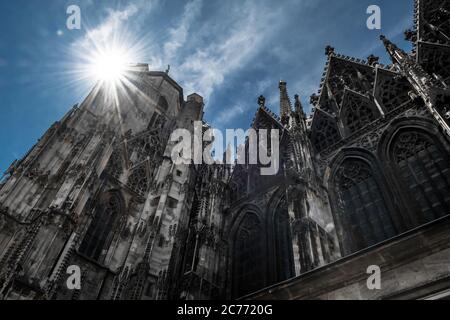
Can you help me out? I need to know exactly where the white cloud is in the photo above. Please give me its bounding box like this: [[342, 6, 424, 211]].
[[213, 78, 274, 125], [67, 0, 160, 90], [172, 1, 285, 102], [73, 1, 159, 51], [215, 103, 247, 124], [78, 5, 138, 49], [163, 0, 203, 60], [66, 0, 327, 121], [69, 0, 316, 112]]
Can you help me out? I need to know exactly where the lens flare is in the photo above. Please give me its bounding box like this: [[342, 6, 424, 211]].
[[89, 47, 130, 83], [64, 9, 154, 100], [59, 5, 162, 143]]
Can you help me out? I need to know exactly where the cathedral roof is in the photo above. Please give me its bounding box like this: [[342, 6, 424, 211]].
[[305, 0, 450, 154], [308, 46, 411, 153], [313, 49, 390, 111], [250, 96, 285, 131]]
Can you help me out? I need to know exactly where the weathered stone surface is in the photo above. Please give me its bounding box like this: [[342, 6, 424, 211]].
[[1, 0, 450, 300]]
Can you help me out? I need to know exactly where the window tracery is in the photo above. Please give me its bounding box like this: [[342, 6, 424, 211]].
[[376, 73, 412, 111], [127, 166, 149, 196], [106, 148, 125, 178], [327, 60, 374, 105], [390, 130, 450, 222], [334, 159, 395, 253], [311, 113, 341, 152], [232, 213, 265, 298], [79, 192, 123, 261], [341, 93, 379, 135]]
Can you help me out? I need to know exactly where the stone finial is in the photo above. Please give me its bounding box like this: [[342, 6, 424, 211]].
[[380, 34, 408, 58], [367, 54, 380, 66], [325, 45, 335, 56], [380, 35, 394, 53], [294, 94, 301, 109], [310, 93, 319, 106], [258, 95, 266, 107], [294, 94, 306, 117], [279, 80, 292, 126]]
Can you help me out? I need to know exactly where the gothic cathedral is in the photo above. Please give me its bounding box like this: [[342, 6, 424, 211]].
[[0, 0, 449, 300]]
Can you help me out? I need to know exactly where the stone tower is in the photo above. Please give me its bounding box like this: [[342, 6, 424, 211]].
[[1, 0, 450, 301], [0, 66, 205, 300]]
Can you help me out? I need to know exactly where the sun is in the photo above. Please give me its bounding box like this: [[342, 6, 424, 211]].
[[65, 18, 149, 104], [88, 46, 131, 84]]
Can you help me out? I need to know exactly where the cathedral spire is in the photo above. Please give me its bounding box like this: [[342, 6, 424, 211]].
[[380, 34, 450, 136], [380, 34, 442, 96], [380, 35, 410, 66], [258, 94, 266, 108], [279, 80, 292, 126]]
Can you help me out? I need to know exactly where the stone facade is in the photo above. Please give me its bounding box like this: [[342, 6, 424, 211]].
[[248, 216, 450, 300], [0, 0, 449, 300]]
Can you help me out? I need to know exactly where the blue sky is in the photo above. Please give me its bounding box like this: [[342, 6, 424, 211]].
[[0, 0, 414, 173]]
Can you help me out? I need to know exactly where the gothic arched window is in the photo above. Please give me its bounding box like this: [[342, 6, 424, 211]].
[[334, 158, 396, 253], [390, 130, 450, 222], [158, 96, 169, 110], [127, 166, 149, 196], [232, 212, 265, 298], [274, 198, 294, 282], [79, 192, 124, 261]]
